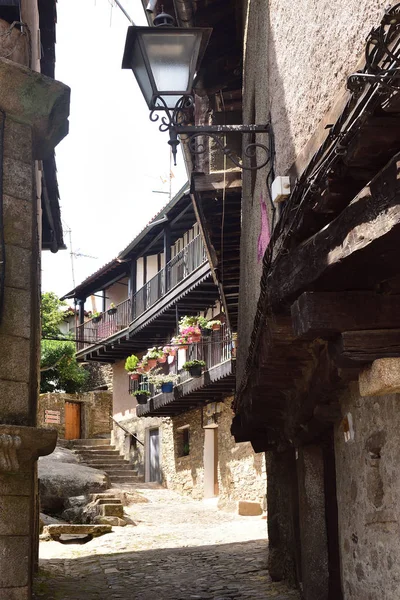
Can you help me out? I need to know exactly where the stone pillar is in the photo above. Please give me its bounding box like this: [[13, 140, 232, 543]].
[[297, 445, 329, 600], [0, 57, 69, 599]]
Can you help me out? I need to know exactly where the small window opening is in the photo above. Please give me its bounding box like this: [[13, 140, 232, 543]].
[[178, 427, 190, 457]]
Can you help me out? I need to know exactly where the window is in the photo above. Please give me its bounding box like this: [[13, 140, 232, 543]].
[[177, 426, 190, 457]]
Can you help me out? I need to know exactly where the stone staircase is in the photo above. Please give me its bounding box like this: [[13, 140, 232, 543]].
[[70, 438, 142, 488]]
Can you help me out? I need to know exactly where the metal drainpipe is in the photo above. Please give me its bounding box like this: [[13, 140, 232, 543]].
[[172, 0, 194, 27]]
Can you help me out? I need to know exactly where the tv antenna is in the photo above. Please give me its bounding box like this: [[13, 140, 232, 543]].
[[64, 224, 98, 288]]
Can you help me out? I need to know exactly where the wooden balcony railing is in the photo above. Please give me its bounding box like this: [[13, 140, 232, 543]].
[[75, 235, 207, 351], [129, 324, 234, 397], [76, 298, 131, 350], [132, 234, 207, 320]]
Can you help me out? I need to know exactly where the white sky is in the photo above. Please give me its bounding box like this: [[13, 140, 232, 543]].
[[41, 0, 187, 299]]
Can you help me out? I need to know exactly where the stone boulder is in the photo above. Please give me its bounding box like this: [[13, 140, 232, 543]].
[[39, 455, 110, 514]]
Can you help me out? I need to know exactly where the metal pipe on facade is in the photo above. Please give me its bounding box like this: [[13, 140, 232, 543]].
[[172, 0, 194, 27]]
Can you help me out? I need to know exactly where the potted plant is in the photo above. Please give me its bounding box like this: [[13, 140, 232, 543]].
[[208, 319, 222, 331], [171, 334, 190, 351], [91, 311, 102, 324], [131, 389, 151, 404], [163, 345, 176, 358], [125, 354, 140, 380], [182, 359, 206, 378], [147, 369, 179, 393], [145, 347, 164, 369], [179, 315, 199, 330], [107, 302, 117, 316], [181, 326, 202, 343]]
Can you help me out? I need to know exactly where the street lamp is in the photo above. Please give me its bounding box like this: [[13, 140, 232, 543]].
[[122, 12, 270, 170]]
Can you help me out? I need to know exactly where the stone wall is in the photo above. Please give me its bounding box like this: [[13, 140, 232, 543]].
[[335, 383, 400, 599], [0, 53, 69, 598], [161, 398, 266, 507], [38, 391, 112, 440], [237, 0, 385, 385]]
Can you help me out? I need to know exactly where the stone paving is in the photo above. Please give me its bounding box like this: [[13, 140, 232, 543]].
[[34, 484, 300, 600]]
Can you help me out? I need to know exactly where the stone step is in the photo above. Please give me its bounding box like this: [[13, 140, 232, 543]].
[[73, 445, 113, 451], [90, 492, 122, 502], [77, 449, 120, 456], [70, 439, 111, 447], [96, 498, 122, 505], [110, 475, 142, 484], [43, 524, 112, 540], [89, 464, 133, 471], [106, 470, 139, 477], [81, 456, 128, 463], [100, 504, 124, 518]]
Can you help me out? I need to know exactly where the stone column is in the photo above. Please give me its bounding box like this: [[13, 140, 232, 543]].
[[0, 57, 69, 599], [297, 445, 329, 600]]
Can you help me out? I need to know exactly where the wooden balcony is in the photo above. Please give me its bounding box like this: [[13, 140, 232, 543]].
[[135, 324, 236, 417], [75, 234, 215, 360]]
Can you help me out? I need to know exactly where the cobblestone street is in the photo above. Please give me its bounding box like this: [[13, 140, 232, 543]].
[[34, 485, 300, 600]]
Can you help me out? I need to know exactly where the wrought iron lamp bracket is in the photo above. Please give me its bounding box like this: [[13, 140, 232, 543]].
[[149, 94, 271, 171]]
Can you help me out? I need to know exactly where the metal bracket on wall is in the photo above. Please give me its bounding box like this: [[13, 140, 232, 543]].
[[149, 94, 271, 170]]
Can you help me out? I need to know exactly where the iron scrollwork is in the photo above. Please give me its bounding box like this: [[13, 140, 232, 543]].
[[148, 94, 271, 170], [348, 3, 400, 95]]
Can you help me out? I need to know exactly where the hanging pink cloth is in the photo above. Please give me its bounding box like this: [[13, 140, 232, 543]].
[[257, 193, 270, 262]]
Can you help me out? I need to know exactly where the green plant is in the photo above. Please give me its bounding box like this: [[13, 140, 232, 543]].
[[206, 319, 222, 329], [183, 443, 190, 456], [125, 354, 139, 373], [179, 315, 199, 330], [145, 346, 164, 360], [131, 389, 151, 397], [147, 368, 179, 385], [182, 359, 206, 371], [91, 311, 102, 320]]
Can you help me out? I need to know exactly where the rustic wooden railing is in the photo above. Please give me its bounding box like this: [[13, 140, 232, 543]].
[[75, 235, 207, 350], [129, 324, 233, 398]]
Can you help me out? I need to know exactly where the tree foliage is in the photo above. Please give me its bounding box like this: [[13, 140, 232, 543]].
[[40, 292, 88, 394]]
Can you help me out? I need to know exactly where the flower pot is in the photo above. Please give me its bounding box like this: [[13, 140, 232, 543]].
[[180, 345, 189, 351], [158, 355, 167, 364], [147, 358, 157, 369], [200, 327, 210, 337], [169, 349, 177, 356], [212, 323, 221, 331], [190, 334, 201, 343], [130, 373, 140, 381], [135, 394, 149, 405], [189, 365, 203, 378], [161, 382, 174, 393], [108, 308, 117, 315], [143, 363, 151, 373], [92, 316, 102, 324]]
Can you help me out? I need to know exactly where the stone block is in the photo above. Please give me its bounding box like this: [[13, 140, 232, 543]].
[[0, 57, 70, 159], [3, 196, 32, 248], [5, 245, 31, 291], [237, 500, 263, 516], [359, 358, 400, 397], [0, 587, 29, 600], [1, 287, 30, 339], [0, 536, 29, 587], [0, 496, 29, 535], [3, 156, 32, 202], [0, 335, 30, 383], [0, 380, 29, 423], [0, 471, 32, 496], [94, 516, 127, 527], [100, 503, 124, 518], [4, 120, 32, 164], [43, 524, 112, 539]]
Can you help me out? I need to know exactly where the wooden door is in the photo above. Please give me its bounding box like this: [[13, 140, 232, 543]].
[[65, 402, 81, 440], [149, 428, 161, 482], [204, 427, 219, 498]]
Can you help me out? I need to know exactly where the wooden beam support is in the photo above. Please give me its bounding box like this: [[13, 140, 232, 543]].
[[269, 153, 400, 308], [291, 292, 400, 339], [336, 329, 400, 363], [191, 171, 242, 193]]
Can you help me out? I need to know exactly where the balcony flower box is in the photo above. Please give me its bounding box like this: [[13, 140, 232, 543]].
[[147, 358, 157, 369], [91, 312, 102, 324], [183, 360, 206, 378], [107, 303, 117, 316], [131, 390, 151, 404], [129, 373, 140, 381], [161, 381, 174, 393], [158, 354, 167, 364]]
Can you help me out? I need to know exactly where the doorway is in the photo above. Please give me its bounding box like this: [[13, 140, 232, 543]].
[[204, 426, 219, 498], [64, 402, 81, 440], [149, 428, 161, 482]]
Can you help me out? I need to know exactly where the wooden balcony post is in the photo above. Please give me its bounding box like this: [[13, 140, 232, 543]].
[[77, 299, 85, 326], [129, 259, 137, 320], [164, 223, 171, 292]]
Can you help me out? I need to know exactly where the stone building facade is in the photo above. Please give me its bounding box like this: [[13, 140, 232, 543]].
[[38, 391, 112, 441], [0, 3, 70, 598]]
